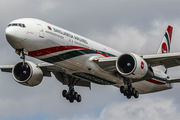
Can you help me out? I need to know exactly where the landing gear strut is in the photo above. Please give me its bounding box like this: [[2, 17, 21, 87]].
[[16, 49, 26, 67], [120, 78, 139, 99], [62, 76, 82, 103]]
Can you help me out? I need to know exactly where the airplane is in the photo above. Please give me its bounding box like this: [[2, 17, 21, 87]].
[[1, 18, 180, 103]]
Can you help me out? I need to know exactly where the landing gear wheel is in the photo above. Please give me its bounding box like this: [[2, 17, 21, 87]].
[[127, 94, 131, 99], [66, 94, 70, 100], [77, 95, 81, 102], [120, 86, 125, 93], [70, 89, 75, 96], [123, 90, 128, 96], [128, 86, 133, 93], [74, 92, 78, 99], [131, 88, 136, 95], [62, 90, 67, 97], [69, 98, 74, 103], [134, 91, 139, 98]]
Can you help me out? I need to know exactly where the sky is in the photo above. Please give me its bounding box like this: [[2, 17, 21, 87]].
[[0, 0, 180, 120]]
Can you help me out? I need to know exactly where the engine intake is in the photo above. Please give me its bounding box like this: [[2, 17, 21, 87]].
[[12, 61, 43, 86], [116, 53, 148, 79]]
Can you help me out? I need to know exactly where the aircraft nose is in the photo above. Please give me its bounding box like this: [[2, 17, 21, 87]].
[[5, 26, 26, 49], [5, 27, 17, 39]]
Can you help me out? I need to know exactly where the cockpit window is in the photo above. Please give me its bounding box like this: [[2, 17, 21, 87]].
[[8, 24, 11, 27], [22, 24, 26, 28], [12, 23, 18, 26], [7, 23, 26, 28]]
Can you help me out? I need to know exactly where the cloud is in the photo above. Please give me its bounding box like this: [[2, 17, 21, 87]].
[[99, 97, 179, 120], [63, 97, 180, 120], [89, 26, 147, 54], [40, 0, 58, 12]]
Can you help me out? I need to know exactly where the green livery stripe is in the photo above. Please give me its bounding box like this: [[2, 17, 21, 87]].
[[41, 49, 116, 63], [165, 32, 170, 52], [41, 49, 97, 63]]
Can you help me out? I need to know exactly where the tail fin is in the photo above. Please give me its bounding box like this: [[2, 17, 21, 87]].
[[157, 25, 173, 54], [155, 25, 173, 72]]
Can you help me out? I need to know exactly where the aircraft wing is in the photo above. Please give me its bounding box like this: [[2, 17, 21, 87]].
[[0, 62, 91, 88], [0, 65, 14, 72], [93, 52, 180, 73], [0, 62, 63, 76], [142, 52, 180, 68]]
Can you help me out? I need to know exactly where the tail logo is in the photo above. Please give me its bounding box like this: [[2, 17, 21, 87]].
[[161, 42, 168, 53]]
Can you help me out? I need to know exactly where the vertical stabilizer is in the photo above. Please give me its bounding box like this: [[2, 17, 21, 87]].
[[156, 25, 173, 71], [157, 25, 173, 54]]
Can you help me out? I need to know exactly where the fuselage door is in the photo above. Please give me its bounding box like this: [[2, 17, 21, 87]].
[[37, 24, 44, 38]]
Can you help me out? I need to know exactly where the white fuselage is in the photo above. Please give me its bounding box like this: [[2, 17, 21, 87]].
[[5, 18, 172, 94]]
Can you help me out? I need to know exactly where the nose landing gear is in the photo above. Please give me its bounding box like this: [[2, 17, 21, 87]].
[[16, 49, 27, 67]]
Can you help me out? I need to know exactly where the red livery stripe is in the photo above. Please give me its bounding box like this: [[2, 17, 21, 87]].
[[28, 46, 110, 58], [28, 46, 90, 57], [146, 79, 166, 85], [167, 25, 173, 43]]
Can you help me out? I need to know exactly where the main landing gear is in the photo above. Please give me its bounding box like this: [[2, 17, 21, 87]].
[[62, 88, 81, 103], [120, 78, 139, 99], [62, 76, 82, 103]]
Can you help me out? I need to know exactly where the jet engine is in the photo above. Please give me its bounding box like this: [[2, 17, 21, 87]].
[[12, 61, 43, 86], [116, 53, 148, 79]]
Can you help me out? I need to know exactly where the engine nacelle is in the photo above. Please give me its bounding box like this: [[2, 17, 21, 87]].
[[12, 61, 43, 86], [116, 53, 148, 79]]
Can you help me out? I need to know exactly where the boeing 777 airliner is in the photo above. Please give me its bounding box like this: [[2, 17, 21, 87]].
[[1, 18, 180, 103]]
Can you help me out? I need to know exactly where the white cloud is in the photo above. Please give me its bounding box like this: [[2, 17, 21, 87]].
[[89, 26, 147, 54], [99, 97, 179, 120], [64, 97, 180, 120]]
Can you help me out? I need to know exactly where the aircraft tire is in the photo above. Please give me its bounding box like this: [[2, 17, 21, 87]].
[[70, 89, 75, 96], [77, 95, 81, 102], [131, 88, 136, 95], [74, 92, 78, 99], [134, 91, 139, 98], [128, 86, 133, 93], [120, 86, 125, 93], [69, 98, 74, 103], [62, 90, 67, 97], [127, 94, 131, 99], [123, 90, 128, 96]]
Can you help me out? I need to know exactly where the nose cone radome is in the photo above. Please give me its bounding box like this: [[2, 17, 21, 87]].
[[5, 27, 26, 49]]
